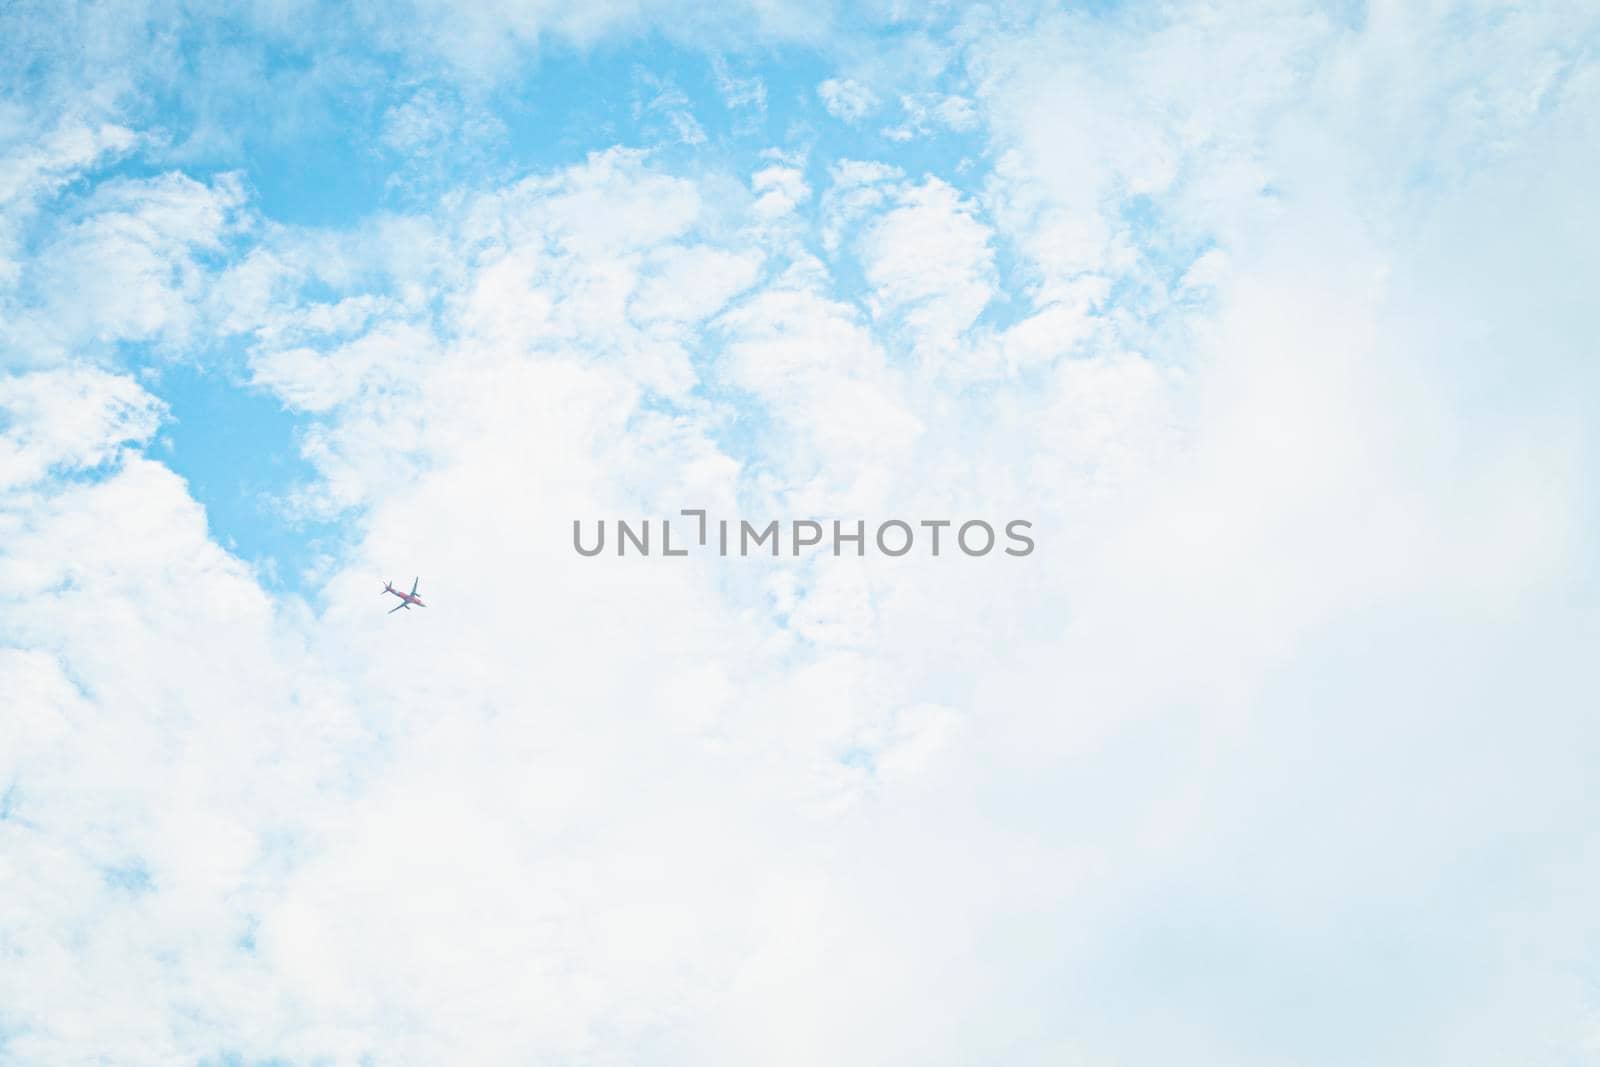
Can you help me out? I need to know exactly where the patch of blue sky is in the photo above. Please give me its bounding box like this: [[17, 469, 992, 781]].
[[1119, 194, 1215, 282], [969, 244, 1037, 338], [838, 745, 876, 774], [138, 348, 344, 596], [119, 26, 396, 225], [101, 861, 153, 894], [235, 915, 259, 956], [490, 35, 989, 193], [126, 33, 827, 218], [1094, 193, 1222, 343], [703, 393, 772, 467], [497, 39, 733, 162]]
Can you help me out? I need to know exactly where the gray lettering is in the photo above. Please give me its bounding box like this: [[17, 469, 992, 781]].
[[793, 520, 822, 555], [1005, 519, 1035, 557], [618, 519, 650, 556], [681, 508, 708, 545], [573, 519, 605, 556], [876, 520, 913, 557], [741, 520, 779, 556], [834, 520, 865, 556], [958, 520, 995, 556], [662, 519, 688, 556]]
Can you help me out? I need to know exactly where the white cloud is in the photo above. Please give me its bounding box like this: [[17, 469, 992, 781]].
[[817, 77, 878, 123], [380, 88, 462, 155], [714, 274, 924, 491], [818, 158, 901, 252], [750, 163, 810, 219], [7, 171, 248, 363], [857, 176, 996, 358], [631, 244, 764, 324], [251, 322, 438, 414], [0, 367, 165, 491], [4, 3, 1600, 1065], [883, 91, 979, 140], [376, 87, 507, 196], [0, 117, 139, 288]]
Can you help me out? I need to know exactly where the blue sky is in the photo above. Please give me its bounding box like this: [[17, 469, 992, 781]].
[[2, 2, 1599, 1065]]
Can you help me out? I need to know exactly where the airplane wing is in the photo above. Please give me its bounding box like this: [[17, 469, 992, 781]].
[[388, 602, 406, 614], [410, 577, 420, 596]]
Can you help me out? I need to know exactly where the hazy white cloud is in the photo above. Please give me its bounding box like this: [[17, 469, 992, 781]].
[[638, 76, 709, 146], [715, 272, 925, 492], [631, 243, 764, 324], [712, 56, 768, 131], [817, 77, 878, 123], [818, 158, 901, 252], [883, 91, 979, 140], [3, 2, 1599, 1065], [377, 87, 507, 196]]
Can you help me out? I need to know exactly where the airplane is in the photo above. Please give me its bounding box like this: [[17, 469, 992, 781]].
[[382, 577, 426, 614]]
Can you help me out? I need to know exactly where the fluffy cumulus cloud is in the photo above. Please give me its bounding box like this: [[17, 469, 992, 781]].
[[857, 176, 996, 356], [2, 2, 1599, 1065], [0, 367, 165, 490]]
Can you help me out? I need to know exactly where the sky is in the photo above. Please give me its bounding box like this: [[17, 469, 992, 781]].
[[2, 1, 1599, 1064]]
